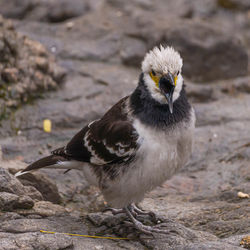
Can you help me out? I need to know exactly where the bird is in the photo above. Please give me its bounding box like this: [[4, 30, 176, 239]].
[[15, 45, 195, 235]]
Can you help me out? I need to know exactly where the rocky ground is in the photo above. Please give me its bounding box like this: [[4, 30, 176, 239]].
[[0, 0, 250, 249], [0, 15, 66, 122]]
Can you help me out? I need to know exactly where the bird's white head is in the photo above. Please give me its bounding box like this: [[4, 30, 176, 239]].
[[142, 45, 184, 113]]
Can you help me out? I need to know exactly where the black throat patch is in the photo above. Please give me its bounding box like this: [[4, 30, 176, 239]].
[[130, 73, 192, 128]]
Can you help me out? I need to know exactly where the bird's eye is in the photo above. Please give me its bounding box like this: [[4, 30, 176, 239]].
[[151, 70, 156, 76]]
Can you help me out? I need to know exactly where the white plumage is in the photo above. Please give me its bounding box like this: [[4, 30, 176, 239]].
[[101, 109, 195, 208]]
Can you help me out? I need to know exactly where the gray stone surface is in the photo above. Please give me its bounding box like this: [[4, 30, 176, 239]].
[[0, 0, 90, 22], [0, 192, 34, 211], [0, 0, 249, 249], [12, 171, 62, 204], [164, 21, 248, 82]]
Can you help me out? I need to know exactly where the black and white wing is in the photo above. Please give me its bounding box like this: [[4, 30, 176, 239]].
[[53, 97, 139, 165]]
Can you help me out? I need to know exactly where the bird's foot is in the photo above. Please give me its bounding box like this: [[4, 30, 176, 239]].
[[124, 221, 169, 235], [104, 204, 159, 223], [125, 206, 169, 235], [131, 204, 159, 223], [103, 206, 137, 217]]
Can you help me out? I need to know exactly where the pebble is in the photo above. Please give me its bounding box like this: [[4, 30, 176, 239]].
[[237, 191, 249, 198], [66, 21, 74, 30]]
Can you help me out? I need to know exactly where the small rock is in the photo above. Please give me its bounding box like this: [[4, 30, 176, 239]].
[[240, 236, 250, 249], [66, 21, 74, 30], [237, 191, 249, 198], [1, 68, 19, 83], [0, 192, 34, 211], [24, 38, 47, 56], [0, 192, 19, 211], [0, 168, 25, 195], [23, 186, 43, 201], [1, 166, 43, 202], [35, 56, 49, 72], [87, 212, 111, 227], [16, 195, 34, 209], [18, 172, 62, 204], [19, 201, 67, 217]]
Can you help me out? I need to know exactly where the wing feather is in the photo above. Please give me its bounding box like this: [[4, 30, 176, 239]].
[[53, 97, 139, 166]]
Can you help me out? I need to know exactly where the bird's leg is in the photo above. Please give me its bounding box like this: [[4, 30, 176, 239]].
[[127, 204, 138, 217], [124, 206, 169, 235]]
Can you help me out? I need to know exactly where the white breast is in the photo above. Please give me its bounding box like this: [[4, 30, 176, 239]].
[[102, 109, 195, 208]]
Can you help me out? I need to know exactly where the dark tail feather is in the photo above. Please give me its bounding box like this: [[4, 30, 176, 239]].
[[15, 155, 68, 177]]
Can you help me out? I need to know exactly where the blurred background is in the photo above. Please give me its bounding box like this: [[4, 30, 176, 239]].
[[0, 0, 249, 249]]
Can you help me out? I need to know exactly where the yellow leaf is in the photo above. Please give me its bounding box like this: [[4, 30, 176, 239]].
[[43, 119, 52, 133]]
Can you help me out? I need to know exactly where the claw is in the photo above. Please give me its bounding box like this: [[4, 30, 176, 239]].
[[103, 204, 167, 235], [132, 204, 159, 223], [124, 206, 169, 235]]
